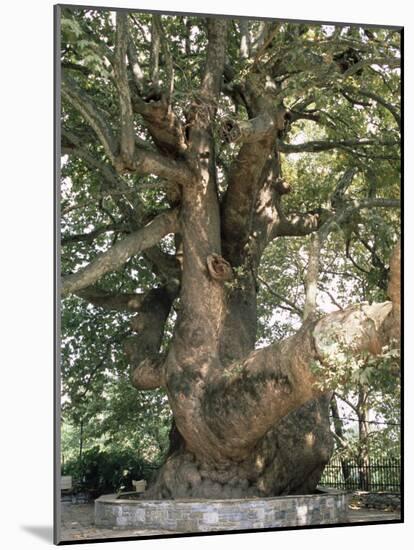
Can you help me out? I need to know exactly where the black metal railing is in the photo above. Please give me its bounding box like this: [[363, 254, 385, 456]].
[[320, 457, 400, 492]]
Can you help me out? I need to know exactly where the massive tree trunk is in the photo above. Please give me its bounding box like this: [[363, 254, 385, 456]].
[[60, 12, 401, 500]]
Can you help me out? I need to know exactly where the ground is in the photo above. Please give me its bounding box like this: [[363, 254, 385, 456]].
[[59, 499, 401, 542]]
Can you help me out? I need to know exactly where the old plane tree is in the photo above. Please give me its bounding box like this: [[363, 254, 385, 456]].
[[60, 9, 401, 498]]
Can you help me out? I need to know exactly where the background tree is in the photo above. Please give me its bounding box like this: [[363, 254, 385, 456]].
[[60, 8, 401, 498]]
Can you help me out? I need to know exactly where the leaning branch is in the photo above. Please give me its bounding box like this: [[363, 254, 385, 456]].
[[200, 242, 400, 458], [61, 209, 178, 296], [75, 286, 145, 312], [207, 301, 395, 456], [133, 145, 192, 183], [61, 73, 118, 164]]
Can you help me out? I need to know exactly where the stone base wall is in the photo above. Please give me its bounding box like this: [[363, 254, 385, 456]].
[[95, 487, 348, 532]]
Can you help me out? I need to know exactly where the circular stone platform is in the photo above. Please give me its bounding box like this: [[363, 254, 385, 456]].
[[95, 486, 348, 532]]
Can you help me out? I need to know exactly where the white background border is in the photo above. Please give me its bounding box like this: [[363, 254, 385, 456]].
[[2, 1, 411, 548]]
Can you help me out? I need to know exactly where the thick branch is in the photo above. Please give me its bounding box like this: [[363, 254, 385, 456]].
[[274, 209, 324, 238], [239, 20, 250, 59], [219, 112, 278, 144], [222, 150, 272, 264], [130, 94, 188, 157], [303, 233, 321, 321], [128, 34, 186, 157], [130, 357, 165, 391], [75, 286, 145, 312], [203, 300, 399, 457], [61, 223, 123, 246], [201, 244, 400, 457], [150, 15, 161, 91], [63, 128, 189, 193], [200, 19, 228, 101], [133, 145, 192, 183], [203, 321, 322, 456], [222, 120, 284, 265], [274, 196, 399, 240], [153, 15, 174, 102], [61, 209, 178, 296], [63, 132, 181, 284], [125, 287, 175, 390], [113, 12, 135, 167]]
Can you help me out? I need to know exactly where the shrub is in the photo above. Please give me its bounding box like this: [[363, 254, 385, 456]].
[[62, 447, 157, 497]]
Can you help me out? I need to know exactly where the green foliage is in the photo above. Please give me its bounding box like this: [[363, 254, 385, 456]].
[[62, 445, 158, 496]]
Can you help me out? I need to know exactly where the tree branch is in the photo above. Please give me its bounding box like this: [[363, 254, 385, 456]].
[[342, 86, 401, 129], [127, 35, 144, 92], [75, 286, 145, 312], [133, 145, 192, 183], [124, 287, 175, 390], [153, 15, 174, 103], [204, 299, 399, 458], [257, 275, 302, 316], [221, 108, 286, 264], [198, 243, 400, 458], [61, 130, 145, 221], [150, 14, 161, 93], [278, 138, 398, 154], [130, 93, 188, 157], [318, 285, 344, 311], [61, 73, 118, 164], [219, 112, 278, 144], [61, 209, 178, 296], [303, 233, 321, 321], [62, 131, 182, 284], [239, 20, 250, 59], [61, 223, 125, 246], [200, 18, 228, 101], [113, 12, 135, 168], [341, 56, 400, 78], [334, 391, 358, 414], [274, 209, 324, 238], [272, 193, 399, 243], [63, 126, 191, 187]]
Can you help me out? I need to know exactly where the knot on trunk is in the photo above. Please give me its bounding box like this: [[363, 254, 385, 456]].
[[131, 357, 165, 391], [131, 314, 145, 332], [272, 177, 291, 195], [114, 153, 136, 174], [186, 96, 217, 127], [219, 117, 242, 143], [206, 254, 233, 281]]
